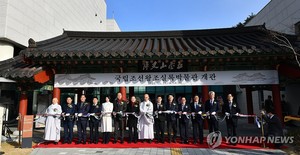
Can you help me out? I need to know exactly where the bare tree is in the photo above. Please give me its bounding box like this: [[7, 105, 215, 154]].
[[270, 31, 300, 68]]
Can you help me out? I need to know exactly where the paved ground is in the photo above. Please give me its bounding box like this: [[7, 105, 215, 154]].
[[31, 148, 287, 155], [2, 118, 298, 155]]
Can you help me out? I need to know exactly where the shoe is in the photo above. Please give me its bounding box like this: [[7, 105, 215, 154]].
[[76, 141, 81, 144], [193, 141, 197, 144], [88, 141, 92, 144], [82, 141, 86, 144], [62, 141, 65, 144], [120, 140, 124, 144], [113, 140, 117, 144], [184, 141, 189, 144], [95, 141, 98, 144], [54, 142, 58, 145], [134, 140, 137, 144], [68, 141, 72, 144], [148, 139, 152, 143], [172, 139, 176, 143]]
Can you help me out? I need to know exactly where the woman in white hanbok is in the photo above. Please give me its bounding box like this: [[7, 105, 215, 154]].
[[44, 98, 62, 144], [101, 96, 113, 144], [138, 94, 154, 143]]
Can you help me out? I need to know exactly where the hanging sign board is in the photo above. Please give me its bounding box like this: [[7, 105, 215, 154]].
[[54, 70, 279, 88]]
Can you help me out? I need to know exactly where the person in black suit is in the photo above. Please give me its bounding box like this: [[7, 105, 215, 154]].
[[126, 96, 140, 143], [113, 92, 127, 144], [190, 95, 204, 144], [76, 94, 90, 144], [165, 94, 178, 143], [154, 95, 166, 143], [205, 91, 220, 133], [261, 107, 284, 149], [89, 97, 102, 144], [62, 96, 76, 144], [223, 94, 240, 145], [178, 97, 191, 144], [264, 95, 274, 112]]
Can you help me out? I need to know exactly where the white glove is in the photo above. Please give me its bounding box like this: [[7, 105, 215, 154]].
[[198, 111, 202, 115], [173, 111, 176, 114], [75, 113, 78, 116], [261, 110, 265, 115], [183, 112, 187, 115], [65, 113, 70, 116], [192, 112, 195, 116], [78, 113, 83, 117], [158, 111, 162, 114], [206, 112, 210, 115], [225, 112, 230, 116], [211, 112, 216, 115], [90, 113, 95, 116], [235, 113, 239, 116]]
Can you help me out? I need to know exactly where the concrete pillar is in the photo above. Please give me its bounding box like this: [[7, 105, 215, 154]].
[[246, 87, 254, 124], [0, 42, 14, 61], [272, 84, 283, 123], [53, 87, 61, 104]]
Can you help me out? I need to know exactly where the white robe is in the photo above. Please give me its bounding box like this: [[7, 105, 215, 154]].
[[138, 100, 154, 139], [100, 102, 113, 132], [44, 103, 62, 141]]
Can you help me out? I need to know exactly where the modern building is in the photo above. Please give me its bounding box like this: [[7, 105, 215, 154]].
[[0, 0, 119, 121], [246, 0, 300, 118], [0, 25, 298, 126], [246, 0, 300, 35], [0, 0, 120, 61]]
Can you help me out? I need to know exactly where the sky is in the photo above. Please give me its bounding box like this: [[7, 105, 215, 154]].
[[106, 0, 270, 31]]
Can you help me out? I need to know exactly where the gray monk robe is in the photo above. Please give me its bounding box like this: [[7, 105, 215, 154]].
[[44, 103, 62, 142], [138, 100, 154, 139]]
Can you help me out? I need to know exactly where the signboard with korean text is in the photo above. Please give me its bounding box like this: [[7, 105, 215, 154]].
[[139, 60, 187, 72], [54, 70, 279, 88]]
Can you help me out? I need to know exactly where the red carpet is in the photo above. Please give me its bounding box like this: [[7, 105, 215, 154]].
[[33, 138, 286, 149]]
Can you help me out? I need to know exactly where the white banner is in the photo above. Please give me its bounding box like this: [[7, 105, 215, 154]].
[[54, 70, 278, 88]]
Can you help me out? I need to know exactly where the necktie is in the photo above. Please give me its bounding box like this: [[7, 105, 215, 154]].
[[229, 102, 232, 110], [211, 100, 213, 106], [195, 103, 197, 109]]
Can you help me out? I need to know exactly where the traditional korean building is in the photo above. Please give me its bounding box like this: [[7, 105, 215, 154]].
[[0, 25, 299, 123]]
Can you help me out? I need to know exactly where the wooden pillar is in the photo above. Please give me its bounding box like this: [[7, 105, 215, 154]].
[[129, 87, 134, 98], [246, 86, 254, 123], [272, 84, 283, 123], [53, 87, 61, 104], [18, 92, 28, 130], [202, 86, 209, 129], [120, 86, 127, 101], [19, 92, 28, 116]]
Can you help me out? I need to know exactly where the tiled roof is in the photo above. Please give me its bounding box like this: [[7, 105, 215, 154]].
[[0, 56, 44, 79], [21, 25, 287, 60]]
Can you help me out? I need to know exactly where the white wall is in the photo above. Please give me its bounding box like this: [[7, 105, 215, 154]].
[[0, 0, 108, 47], [246, 0, 300, 34], [0, 42, 13, 61], [106, 19, 121, 32], [0, 0, 8, 36]]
